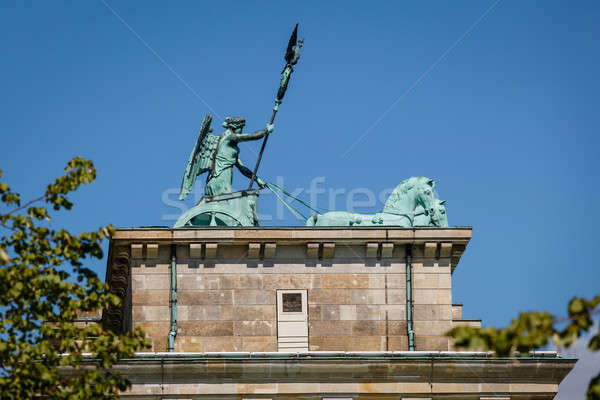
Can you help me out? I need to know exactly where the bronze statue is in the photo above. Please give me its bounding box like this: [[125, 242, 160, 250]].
[[178, 116, 273, 200]]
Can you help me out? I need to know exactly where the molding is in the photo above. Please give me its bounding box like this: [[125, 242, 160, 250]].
[[79, 352, 574, 398]]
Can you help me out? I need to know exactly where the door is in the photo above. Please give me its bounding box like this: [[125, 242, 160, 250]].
[[276, 289, 308, 352]]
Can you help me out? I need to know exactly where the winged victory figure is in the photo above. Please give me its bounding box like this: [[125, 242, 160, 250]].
[[179, 115, 274, 201]]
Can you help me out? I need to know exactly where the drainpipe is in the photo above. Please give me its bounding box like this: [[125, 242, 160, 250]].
[[406, 245, 415, 351], [167, 244, 177, 352]]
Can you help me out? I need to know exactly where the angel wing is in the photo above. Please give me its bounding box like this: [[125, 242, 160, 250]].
[[179, 115, 219, 200]]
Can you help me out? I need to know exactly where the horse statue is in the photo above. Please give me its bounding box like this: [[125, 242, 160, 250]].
[[306, 176, 446, 227], [414, 199, 448, 227]]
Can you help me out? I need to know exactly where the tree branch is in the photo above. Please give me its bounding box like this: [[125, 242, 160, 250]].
[[1, 194, 46, 217]]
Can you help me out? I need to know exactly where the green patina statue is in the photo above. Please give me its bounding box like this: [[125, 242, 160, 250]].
[[306, 177, 448, 227], [179, 115, 273, 199], [174, 24, 303, 228], [173, 25, 451, 229], [174, 115, 273, 227]]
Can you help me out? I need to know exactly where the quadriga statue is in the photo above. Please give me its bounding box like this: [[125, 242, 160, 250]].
[[306, 176, 448, 227]]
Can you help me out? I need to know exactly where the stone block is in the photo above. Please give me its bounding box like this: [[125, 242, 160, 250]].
[[205, 243, 218, 258], [415, 335, 449, 351], [351, 289, 386, 305], [219, 305, 234, 321], [387, 273, 407, 288], [322, 242, 335, 259], [413, 289, 451, 305], [152, 337, 168, 352], [248, 243, 261, 259], [236, 274, 263, 289], [440, 242, 452, 257], [233, 320, 275, 336], [387, 289, 406, 304], [438, 273, 451, 289], [366, 242, 379, 258], [310, 335, 383, 351], [179, 290, 233, 305], [263, 242, 276, 258], [262, 274, 315, 290], [132, 306, 169, 322], [413, 304, 452, 321], [309, 289, 349, 304], [131, 274, 143, 290], [177, 336, 202, 352], [306, 243, 319, 258], [451, 304, 463, 320], [141, 274, 170, 290], [233, 305, 275, 321], [189, 243, 202, 258], [132, 290, 169, 306], [388, 335, 408, 351], [424, 242, 437, 257], [146, 243, 159, 259], [179, 321, 233, 336], [352, 320, 386, 335], [381, 242, 394, 258], [309, 321, 352, 336], [131, 243, 143, 259], [322, 274, 369, 289], [321, 304, 340, 320], [413, 273, 441, 289], [186, 305, 224, 321], [241, 336, 277, 352], [414, 320, 453, 336], [218, 275, 236, 289], [385, 304, 406, 320], [177, 274, 203, 290], [339, 305, 357, 320], [356, 305, 385, 320], [134, 321, 169, 343], [388, 320, 407, 335], [369, 274, 385, 288], [233, 290, 275, 305], [200, 336, 242, 352], [308, 305, 321, 321]]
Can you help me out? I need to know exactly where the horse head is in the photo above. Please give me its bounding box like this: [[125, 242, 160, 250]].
[[383, 177, 440, 226], [413, 178, 441, 226], [436, 200, 448, 227]]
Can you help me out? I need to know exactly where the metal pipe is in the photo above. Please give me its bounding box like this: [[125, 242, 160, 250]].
[[406, 245, 415, 351], [167, 244, 177, 352]]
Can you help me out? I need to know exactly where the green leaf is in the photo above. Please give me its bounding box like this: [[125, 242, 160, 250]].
[[0, 157, 147, 399]]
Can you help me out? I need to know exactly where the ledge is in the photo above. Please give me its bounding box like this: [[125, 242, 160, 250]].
[[89, 350, 572, 361], [112, 226, 473, 244], [74, 350, 575, 386]]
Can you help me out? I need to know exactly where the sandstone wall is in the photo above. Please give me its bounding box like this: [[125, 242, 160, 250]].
[[128, 241, 456, 352]]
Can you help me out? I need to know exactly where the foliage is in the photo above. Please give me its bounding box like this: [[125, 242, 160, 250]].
[[447, 295, 600, 400], [0, 157, 149, 399]]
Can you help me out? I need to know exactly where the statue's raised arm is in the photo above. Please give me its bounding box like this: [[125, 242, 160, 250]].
[[231, 123, 274, 143]]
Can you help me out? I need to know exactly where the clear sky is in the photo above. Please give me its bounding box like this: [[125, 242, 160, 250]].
[[1, 0, 598, 334]]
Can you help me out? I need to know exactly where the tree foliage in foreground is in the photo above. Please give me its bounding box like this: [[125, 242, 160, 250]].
[[447, 295, 600, 400], [0, 157, 149, 399]]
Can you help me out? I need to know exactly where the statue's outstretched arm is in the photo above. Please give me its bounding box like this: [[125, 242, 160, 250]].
[[232, 124, 274, 143], [232, 129, 268, 143]]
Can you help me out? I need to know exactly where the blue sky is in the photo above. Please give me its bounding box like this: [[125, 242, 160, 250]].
[[1, 0, 599, 333]]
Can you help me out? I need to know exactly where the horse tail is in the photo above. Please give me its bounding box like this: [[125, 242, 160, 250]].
[[305, 214, 318, 226]]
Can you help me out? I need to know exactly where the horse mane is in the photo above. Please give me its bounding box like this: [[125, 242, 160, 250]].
[[383, 176, 431, 213]]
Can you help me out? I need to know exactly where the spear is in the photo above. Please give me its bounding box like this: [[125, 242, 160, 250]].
[[248, 24, 303, 189]]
